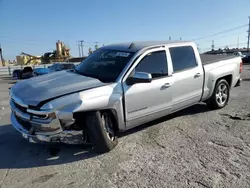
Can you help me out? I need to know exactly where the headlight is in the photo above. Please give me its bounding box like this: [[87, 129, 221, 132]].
[[47, 112, 56, 119]]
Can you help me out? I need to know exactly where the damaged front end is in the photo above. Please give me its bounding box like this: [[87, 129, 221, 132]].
[[10, 91, 87, 145]]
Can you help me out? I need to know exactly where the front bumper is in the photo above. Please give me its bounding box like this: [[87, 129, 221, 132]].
[[11, 112, 84, 144]]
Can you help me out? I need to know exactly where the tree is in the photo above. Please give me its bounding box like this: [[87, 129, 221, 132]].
[[94, 44, 99, 50], [88, 47, 93, 55]]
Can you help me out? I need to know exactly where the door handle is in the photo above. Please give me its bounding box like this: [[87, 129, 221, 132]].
[[162, 83, 171, 88], [194, 73, 201, 78]]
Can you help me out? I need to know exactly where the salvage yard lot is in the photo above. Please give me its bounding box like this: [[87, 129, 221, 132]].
[[0, 65, 250, 188]]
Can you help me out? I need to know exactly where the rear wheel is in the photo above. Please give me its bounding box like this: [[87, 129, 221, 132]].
[[85, 111, 118, 153], [206, 79, 230, 109]]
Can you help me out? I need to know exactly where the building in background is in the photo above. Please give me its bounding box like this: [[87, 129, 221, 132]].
[[16, 55, 41, 65], [14, 40, 71, 65], [56, 40, 70, 58], [16, 55, 28, 65]]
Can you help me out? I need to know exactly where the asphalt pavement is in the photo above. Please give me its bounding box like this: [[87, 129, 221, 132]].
[[0, 66, 250, 188]]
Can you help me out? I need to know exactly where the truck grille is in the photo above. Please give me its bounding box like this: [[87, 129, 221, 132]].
[[12, 100, 27, 113], [12, 99, 47, 119], [15, 115, 32, 131]]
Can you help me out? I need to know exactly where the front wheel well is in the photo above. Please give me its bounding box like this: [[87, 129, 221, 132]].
[[99, 109, 119, 133], [73, 109, 119, 132]]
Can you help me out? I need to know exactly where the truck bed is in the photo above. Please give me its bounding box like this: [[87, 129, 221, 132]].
[[200, 54, 236, 65]]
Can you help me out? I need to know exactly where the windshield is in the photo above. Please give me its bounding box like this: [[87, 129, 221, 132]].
[[76, 49, 134, 82]]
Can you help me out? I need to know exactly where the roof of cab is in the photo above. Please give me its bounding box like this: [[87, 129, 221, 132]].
[[101, 40, 192, 52]]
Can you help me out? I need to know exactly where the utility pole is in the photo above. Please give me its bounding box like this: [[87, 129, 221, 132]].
[[79, 40, 84, 57], [237, 35, 239, 49], [77, 41, 81, 57], [94, 41, 99, 50], [247, 16, 250, 52], [211, 40, 215, 51], [0, 44, 5, 66], [169, 36, 171, 40]]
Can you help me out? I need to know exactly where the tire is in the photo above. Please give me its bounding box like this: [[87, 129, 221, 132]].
[[13, 73, 17, 79], [85, 111, 118, 153], [206, 79, 230, 109]]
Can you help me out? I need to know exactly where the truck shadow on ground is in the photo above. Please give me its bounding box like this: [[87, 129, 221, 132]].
[[0, 124, 97, 169], [0, 103, 210, 169]]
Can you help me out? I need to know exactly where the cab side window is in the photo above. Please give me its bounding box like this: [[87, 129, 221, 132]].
[[135, 51, 168, 79], [169, 46, 197, 72]]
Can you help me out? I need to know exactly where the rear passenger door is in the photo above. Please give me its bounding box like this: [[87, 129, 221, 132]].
[[169, 46, 204, 112]]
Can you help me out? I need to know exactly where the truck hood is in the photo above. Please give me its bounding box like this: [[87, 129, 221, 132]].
[[11, 70, 107, 106]]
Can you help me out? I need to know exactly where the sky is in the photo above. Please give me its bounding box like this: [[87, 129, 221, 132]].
[[0, 0, 250, 60]]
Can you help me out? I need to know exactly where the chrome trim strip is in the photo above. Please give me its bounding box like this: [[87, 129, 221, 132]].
[[27, 108, 52, 115], [31, 116, 53, 124], [32, 114, 49, 120]]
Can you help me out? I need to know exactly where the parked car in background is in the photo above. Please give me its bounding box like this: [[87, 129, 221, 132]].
[[49, 63, 75, 72], [19, 66, 34, 79], [233, 51, 246, 58], [33, 68, 51, 76], [242, 53, 250, 64], [12, 69, 22, 79], [9, 41, 242, 153]]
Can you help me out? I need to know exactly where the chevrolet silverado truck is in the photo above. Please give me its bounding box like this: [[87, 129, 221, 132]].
[[9, 41, 242, 152]]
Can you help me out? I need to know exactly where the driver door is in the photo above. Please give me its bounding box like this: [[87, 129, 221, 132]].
[[122, 48, 173, 129]]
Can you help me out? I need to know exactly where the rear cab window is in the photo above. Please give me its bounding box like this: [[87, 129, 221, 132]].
[[169, 46, 197, 72]]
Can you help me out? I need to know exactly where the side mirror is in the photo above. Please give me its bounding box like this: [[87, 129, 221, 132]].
[[127, 72, 152, 85]]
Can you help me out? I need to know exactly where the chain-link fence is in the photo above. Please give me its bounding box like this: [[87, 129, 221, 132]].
[[0, 63, 80, 76]]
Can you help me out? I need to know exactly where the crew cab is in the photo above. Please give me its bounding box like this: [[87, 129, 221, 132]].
[[9, 41, 242, 152]]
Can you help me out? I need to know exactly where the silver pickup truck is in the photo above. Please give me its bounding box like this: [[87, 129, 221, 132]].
[[9, 41, 242, 152]]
